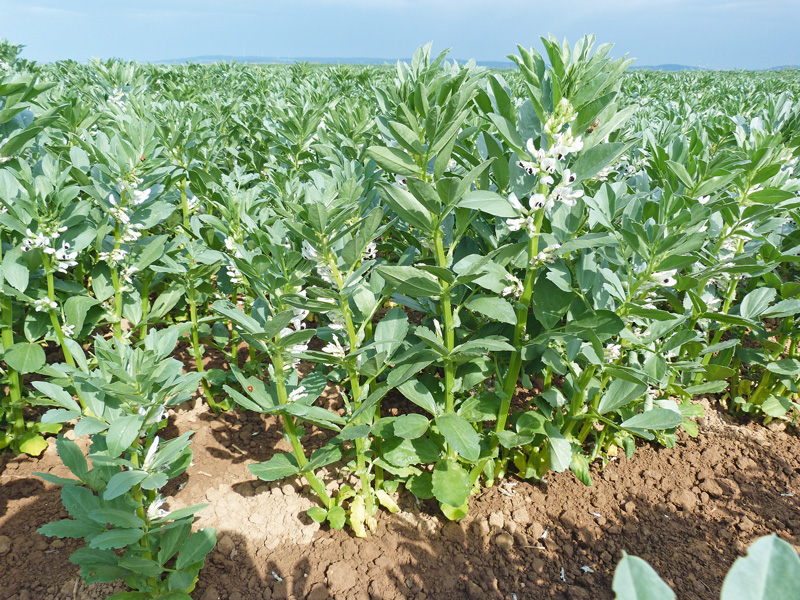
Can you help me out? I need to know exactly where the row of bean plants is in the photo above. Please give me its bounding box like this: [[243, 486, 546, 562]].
[[0, 36, 799, 597]]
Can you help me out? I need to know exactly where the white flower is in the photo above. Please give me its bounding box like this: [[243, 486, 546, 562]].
[[143, 436, 160, 469], [321, 334, 348, 359], [551, 185, 584, 207], [22, 228, 52, 252], [109, 205, 131, 225], [61, 324, 76, 338], [54, 243, 79, 273], [120, 265, 139, 284], [596, 166, 613, 182], [501, 274, 524, 299], [506, 215, 538, 234], [517, 160, 536, 176], [146, 496, 169, 520], [551, 128, 584, 160], [132, 188, 151, 206], [604, 343, 622, 362], [697, 195, 711, 205], [121, 223, 143, 243], [529, 193, 554, 212], [507, 193, 524, 212], [562, 169, 578, 185], [186, 194, 200, 211], [301, 240, 318, 261], [433, 319, 443, 340], [533, 244, 561, 265], [362, 241, 378, 261], [226, 264, 245, 285], [651, 269, 677, 287], [138, 405, 165, 427], [98, 248, 129, 266], [33, 298, 58, 312], [287, 386, 308, 403]]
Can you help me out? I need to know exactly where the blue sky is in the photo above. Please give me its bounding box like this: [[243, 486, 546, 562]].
[[1, 0, 797, 69]]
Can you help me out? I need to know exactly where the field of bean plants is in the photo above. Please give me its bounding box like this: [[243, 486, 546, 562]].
[[0, 35, 799, 600]]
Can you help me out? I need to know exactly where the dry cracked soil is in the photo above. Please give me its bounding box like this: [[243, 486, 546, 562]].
[[1, 397, 798, 600]]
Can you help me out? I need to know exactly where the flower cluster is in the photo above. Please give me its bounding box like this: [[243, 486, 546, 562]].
[[98, 248, 129, 266], [21, 224, 68, 253], [301, 240, 335, 284], [321, 333, 348, 359], [107, 192, 149, 243], [532, 244, 561, 266], [224, 236, 246, 285], [501, 273, 525, 299], [54, 243, 79, 273], [33, 298, 57, 312]]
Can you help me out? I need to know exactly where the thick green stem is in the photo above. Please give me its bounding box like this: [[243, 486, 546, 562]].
[[180, 179, 190, 229], [139, 275, 151, 340], [432, 229, 458, 461], [2, 295, 24, 444], [327, 258, 374, 496], [495, 209, 545, 436], [273, 352, 332, 508], [188, 284, 219, 411], [41, 255, 75, 367], [575, 373, 611, 443]]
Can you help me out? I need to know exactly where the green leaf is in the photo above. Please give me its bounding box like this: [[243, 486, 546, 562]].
[[377, 265, 441, 298], [39, 518, 104, 539], [175, 527, 216, 569], [18, 433, 48, 456], [761, 396, 792, 418], [249, 453, 300, 482], [440, 501, 469, 521], [570, 454, 593, 486], [458, 190, 519, 218], [532, 270, 573, 329], [89, 509, 146, 529], [740, 288, 777, 321], [64, 296, 99, 333], [376, 181, 433, 231], [612, 553, 676, 600], [33, 380, 81, 412], [327, 506, 346, 530], [431, 459, 470, 508], [546, 423, 571, 472], [90, 528, 145, 550], [766, 359, 800, 377], [367, 146, 419, 176], [393, 414, 429, 440], [373, 307, 408, 358], [434, 414, 480, 462], [721, 535, 800, 600], [465, 296, 516, 324], [397, 379, 440, 416], [406, 472, 434, 500], [104, 471, 149, 500], [620, 408, 683, 432], [597, 380, 648, 415], [105, 415, 143, 458], [307, 507, 328, 523], [762, 299, 800, 319], [4, 342, 46, 374], [572, 142, 627, 182], [1, 248, 28, 292], [56, 435, 88, 480]]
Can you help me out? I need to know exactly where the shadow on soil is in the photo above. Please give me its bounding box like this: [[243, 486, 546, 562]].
[[0, 418, 798, 600]]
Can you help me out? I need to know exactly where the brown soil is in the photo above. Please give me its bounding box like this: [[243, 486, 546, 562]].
[[1, 399, 799, 600]]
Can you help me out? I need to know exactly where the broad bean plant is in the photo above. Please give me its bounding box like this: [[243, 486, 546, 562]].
[[0, 32, 796, 563]]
